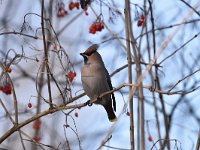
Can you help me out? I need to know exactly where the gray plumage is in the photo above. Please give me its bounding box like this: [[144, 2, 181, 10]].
[[80, 44, 117, 122]]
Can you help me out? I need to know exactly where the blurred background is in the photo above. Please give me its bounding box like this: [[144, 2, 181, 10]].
[[0, 0, 200, 149]]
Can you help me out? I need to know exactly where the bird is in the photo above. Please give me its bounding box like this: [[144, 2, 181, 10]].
[[80, 44, 117, 122]]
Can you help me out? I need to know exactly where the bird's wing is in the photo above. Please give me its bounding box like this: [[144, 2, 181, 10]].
[[105, 68, 116, 112]]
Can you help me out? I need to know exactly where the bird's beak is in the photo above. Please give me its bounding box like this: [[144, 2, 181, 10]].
[[80, 53, 87, 57]]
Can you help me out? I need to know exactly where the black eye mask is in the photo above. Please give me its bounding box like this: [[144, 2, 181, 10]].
[[80, 50, 96, 63], [83, 55, 88, 63]]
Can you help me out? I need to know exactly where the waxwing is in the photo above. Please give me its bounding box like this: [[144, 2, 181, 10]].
[[80, 44, 117, 122]]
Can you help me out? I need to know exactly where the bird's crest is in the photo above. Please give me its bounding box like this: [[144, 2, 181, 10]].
[[83, 44, 99, 55]]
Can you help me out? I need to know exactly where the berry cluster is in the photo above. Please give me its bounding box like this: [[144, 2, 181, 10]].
[[56, 1, 87, 18], [137, 14, 145, 27], [89, 21, 104, 34], [67, 71, 76, 82], [0, 83, 12, 95], [32, 120, 42, 143], [69, 2, 80, 10], [57, 2, 68, 17]]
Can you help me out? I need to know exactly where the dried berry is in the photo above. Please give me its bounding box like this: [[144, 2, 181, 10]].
[[137, 14, 145, 27], [126, 111, 130, 116], [75, 112, 78, 118], [57, 2, 67, 17], [80, 0, 91, 9], [28, 103, 32, 108], [148, 135, 153, 142], [5, 66, 12, 73]]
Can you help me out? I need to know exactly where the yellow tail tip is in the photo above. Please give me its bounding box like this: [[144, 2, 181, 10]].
[[110, 117, 117, 122]]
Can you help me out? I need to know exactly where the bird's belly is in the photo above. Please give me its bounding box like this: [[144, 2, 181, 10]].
[[81, 75, 109, 100]]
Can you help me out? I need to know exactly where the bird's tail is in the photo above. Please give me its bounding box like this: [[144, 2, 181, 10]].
[[103, 103, 117, 122]]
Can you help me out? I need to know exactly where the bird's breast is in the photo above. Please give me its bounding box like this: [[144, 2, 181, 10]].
[[81, 64, 110, 99]]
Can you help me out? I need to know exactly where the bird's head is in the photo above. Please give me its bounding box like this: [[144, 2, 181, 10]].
[[80, 44, 103, 65]]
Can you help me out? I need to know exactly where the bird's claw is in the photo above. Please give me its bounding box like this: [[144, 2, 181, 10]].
[[97, 96, 102, 101], [86, 100, 93, 106]]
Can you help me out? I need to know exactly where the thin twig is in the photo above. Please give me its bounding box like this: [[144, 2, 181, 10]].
[[124, 1, 135, 149], [0, 98, 15, 124], [41, 0, 53, 108], [195, 130, 200, 150], [179, 0, 200, 16], [0, 83, 198, 143], [159, 32, 200, 64], [168, 68, 200, 92], [0, 62, 18, 124]]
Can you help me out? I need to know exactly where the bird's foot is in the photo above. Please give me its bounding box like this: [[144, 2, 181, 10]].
[[97, 96, 102, 101], [86, 100, 93, 106]]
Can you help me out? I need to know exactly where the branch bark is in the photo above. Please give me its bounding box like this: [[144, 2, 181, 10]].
[[124, 1, 134, 149]]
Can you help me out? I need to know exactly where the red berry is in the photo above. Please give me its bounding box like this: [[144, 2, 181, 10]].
[[141, 14, 145, 20], [89, 27, 96, 34], [89, 22, 104, 34], [74, 2, 79, 9], [28, 103, 32, 108], [33, 120, 42, 130], [148, 135, 153, 142], [101, 23, 104, 29], [64, 10, 68, 14], [92, 23, 96, 29], [95, 22, 102, 31], [137, 20, 144, 27], [75, 112, 78, 118], [67, 71, 76, 82], [33, 136, 41, 142], [126, 111, 130, 116], [89, 23, 97, 34], [1, 84, 12, 95], [69, 2, 75, 10], [137, 14, 145, 27]]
